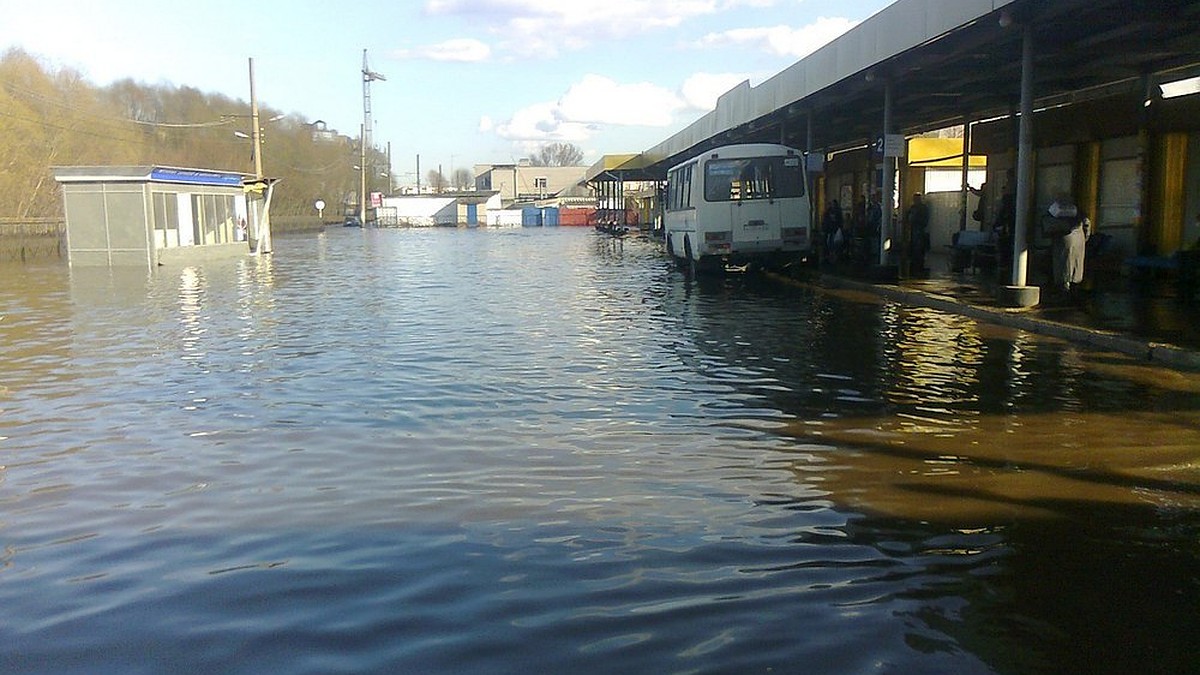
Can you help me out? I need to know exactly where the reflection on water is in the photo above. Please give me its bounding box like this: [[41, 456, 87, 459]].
[[0, 229, 1197, 674]]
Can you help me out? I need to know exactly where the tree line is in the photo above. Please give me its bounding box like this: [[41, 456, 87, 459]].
[[0, 48, 375, 220]]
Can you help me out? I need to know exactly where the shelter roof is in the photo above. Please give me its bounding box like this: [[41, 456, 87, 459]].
[[634, 0, 1200, 177], [52, 165, 250, 187], [583, 153, 658, 183]]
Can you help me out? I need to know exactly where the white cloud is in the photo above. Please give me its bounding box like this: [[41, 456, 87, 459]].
[[694, 16, 859, 58], [493, 101, 593, 142], [557, 75, 684, 126], [394, 38, 492, 62], [424, 0, 726, 56], [491, 74, 687, 143], [680, 72, 750, 111]]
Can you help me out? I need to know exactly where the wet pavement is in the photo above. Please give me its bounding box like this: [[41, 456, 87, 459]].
[[806, 252, 1200, 371]]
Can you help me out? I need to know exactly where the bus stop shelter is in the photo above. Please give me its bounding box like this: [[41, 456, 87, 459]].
[[53, 165, 257, 269]]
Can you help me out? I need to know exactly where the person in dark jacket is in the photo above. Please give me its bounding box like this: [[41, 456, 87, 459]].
[[905, 193, 930, 276], [821, 199, 844, 263]]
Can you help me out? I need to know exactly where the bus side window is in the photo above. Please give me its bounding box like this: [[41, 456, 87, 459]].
[[686, 164, 693, 207]]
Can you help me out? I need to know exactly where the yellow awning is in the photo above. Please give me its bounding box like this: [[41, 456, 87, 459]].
[[584, 153, 655, 183], [907, 137, 987, 168]]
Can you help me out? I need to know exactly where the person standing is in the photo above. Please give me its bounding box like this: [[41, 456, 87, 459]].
[[1044, 194, 1088, 297], [993, 177, 1016, 268], [821, 199, 843, 264], [970, 182, 988, 226], [905, 193, 930, 276], [865, 191, 882, 265]]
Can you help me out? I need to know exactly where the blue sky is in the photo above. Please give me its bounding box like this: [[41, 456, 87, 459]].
[[0, 0, 893, 187]]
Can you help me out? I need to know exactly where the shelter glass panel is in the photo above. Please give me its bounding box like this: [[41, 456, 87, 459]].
[[104, 190, 147, 251], [188, 193, 237, 245], [191, 195, 205, 245], [64, 190, 107, 249], [204, 195, 219, 244], [152, 191, 180, 248]]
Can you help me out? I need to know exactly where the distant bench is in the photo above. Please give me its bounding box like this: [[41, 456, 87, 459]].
[[1124, 254, 1179, 271], [1125, 251, 1200, 301], [948, 229, 997, 273]]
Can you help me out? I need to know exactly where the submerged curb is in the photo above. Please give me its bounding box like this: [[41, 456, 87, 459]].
[[788, 272, 1200, 372]]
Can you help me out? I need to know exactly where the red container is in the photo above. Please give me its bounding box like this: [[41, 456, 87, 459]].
[[559, 207, 595, 226]]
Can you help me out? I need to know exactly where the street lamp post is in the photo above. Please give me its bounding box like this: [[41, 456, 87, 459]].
[[359, 123, 367, 225]]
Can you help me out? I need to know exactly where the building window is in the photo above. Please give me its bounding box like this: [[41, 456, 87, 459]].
[[534, 176, 548, 195]]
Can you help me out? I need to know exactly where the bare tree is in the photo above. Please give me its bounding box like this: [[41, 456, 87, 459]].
[[426, 169, 448, 193], [528, 142, 584, 167], [452, 167, 473, 191]]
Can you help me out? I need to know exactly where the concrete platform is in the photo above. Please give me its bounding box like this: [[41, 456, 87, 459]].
[[792, 253, 1200, 371]]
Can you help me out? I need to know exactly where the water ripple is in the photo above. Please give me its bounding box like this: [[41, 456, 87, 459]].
[[0, 231, 1197, 673]]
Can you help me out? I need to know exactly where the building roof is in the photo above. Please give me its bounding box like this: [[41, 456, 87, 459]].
[[52, 165, 250, 187]]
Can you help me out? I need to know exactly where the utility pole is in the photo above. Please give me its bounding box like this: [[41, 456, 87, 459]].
[[246, 57, 272, 254], [249, 58, 263, 179]]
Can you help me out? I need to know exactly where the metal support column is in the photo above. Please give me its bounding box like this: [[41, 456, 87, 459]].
[[999, 22, 1041, 307], [1011, 24, 1035, 287], [960, 116, 971, 231], [880, 79, 894, 266]]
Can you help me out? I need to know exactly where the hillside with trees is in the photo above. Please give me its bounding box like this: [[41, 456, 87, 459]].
[[0, 48, 376, 220]]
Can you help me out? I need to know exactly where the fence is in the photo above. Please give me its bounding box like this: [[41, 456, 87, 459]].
[[0, 219, 65, 262], [0, 215, 323, 263]]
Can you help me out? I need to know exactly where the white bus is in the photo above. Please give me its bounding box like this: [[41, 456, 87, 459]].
[[664, 143, 812, 273]]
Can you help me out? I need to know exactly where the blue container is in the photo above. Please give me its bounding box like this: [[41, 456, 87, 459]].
[[521, 207, 542, 227], [541, 207, 560, 227]]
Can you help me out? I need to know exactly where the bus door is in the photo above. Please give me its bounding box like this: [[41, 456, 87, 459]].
[[730, 159, 779, 248]]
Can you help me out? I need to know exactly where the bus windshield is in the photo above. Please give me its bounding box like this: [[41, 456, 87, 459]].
[[704, 155, 805, 202]]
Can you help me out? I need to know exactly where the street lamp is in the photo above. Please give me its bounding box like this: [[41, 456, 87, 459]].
[[232, 113, 285, 172]]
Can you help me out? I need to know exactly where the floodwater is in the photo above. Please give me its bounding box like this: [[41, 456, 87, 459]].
[[1, 227, 1198, 674]]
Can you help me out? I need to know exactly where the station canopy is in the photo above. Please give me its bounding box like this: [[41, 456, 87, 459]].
[[628, 0, 1200, 178]]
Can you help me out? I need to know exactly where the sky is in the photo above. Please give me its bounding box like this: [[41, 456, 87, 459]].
[[0, 0, 894, 187]]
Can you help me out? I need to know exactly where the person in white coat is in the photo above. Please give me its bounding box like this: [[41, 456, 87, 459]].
[[1045, 195, 1088, 295]]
